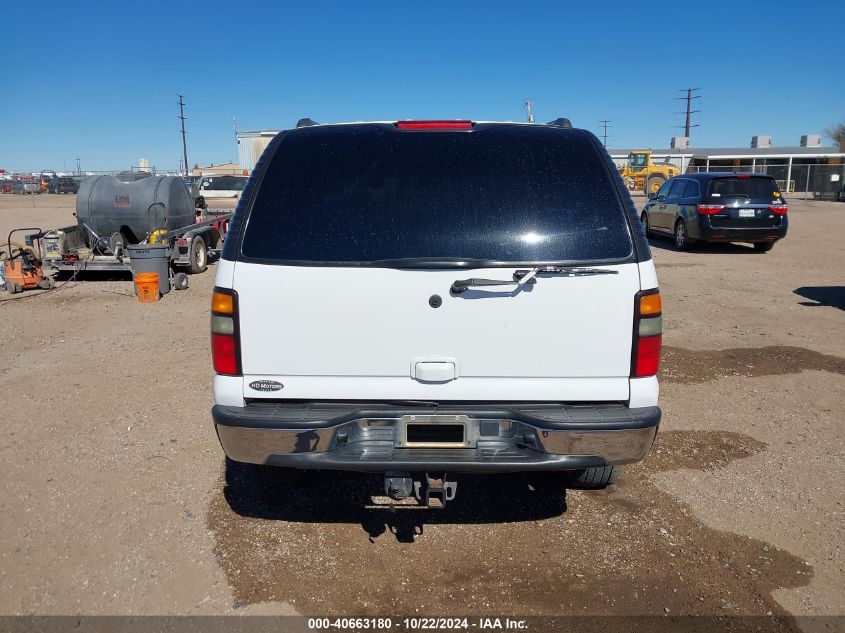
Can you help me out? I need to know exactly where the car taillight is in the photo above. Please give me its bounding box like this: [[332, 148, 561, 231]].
[[769, 204, 788, 215], [631, 289, 662, 378], [211, 287, 240, 375], [395, 120, 474, 130], [696, 203, 726, 215]]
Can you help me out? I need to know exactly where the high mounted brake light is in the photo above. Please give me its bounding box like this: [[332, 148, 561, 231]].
[[632, 289, 662, 378], [395, 120, 474, 130], [697, 203, 726, 215], [211, 288, 241, 375]]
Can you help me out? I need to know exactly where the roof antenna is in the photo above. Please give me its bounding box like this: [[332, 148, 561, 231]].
[[296, 118, 319, 128]]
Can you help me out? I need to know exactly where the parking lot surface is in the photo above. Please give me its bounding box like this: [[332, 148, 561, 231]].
[[0, 194, 842, 625]]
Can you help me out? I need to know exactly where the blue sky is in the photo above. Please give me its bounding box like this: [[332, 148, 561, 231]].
[[1, 0, 841, 171]]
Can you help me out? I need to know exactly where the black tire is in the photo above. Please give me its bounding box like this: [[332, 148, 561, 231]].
[[645, 176, 665, 195], [754, 242, 775, 252], [640, 211, 652, 238], [173, 272, 189, 290], [188, 236, 207, 274], [674, 219, 693, 251], [565, 466, 620, 490]]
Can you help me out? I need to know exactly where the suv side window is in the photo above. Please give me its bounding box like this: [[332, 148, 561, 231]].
[[666, 179, 686, 201], [655, 181, 672, 200], [681, 180, 700, 199]]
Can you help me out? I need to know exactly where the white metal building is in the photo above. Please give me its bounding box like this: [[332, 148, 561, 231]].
[[609, 137, 845, 196], [236, 130, 280, 173]]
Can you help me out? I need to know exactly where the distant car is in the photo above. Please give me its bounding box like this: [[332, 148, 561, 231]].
[[21, 179, 41, 194], [1, 180, 20, 194], [48, 176, 79, 194], [641, 172, 788, 252]]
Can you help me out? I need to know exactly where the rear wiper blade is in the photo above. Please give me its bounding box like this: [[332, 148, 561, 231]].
[[450, 266, 618, 294]]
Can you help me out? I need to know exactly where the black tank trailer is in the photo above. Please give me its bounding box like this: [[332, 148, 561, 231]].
[[75, 173, 196, 246], [40, 173, 232, 289]]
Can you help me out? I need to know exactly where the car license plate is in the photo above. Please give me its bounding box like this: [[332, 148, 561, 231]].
[[739, 209, 755, 218]]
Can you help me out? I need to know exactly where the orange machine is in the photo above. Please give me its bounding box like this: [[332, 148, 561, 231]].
[[1, 228, 53, 294]]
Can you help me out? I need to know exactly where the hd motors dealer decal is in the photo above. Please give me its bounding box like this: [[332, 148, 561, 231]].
[[248, 380, 284, 392]]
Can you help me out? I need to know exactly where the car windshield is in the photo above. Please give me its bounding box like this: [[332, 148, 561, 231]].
[[706, 177, 780, 203], [241, 124, 633, 264]]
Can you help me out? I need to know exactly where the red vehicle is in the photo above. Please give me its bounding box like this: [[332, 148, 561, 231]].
[[1, 181, 13, 194]]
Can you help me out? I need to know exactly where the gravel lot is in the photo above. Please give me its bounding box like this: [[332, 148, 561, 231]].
[[0, 193, 842, 626]]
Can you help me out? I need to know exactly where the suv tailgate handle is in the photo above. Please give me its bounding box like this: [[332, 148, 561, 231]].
[[411, 358, 459, 383]]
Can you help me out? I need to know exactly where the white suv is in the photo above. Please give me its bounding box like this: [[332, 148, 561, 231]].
[[211, 119, 661, 506]]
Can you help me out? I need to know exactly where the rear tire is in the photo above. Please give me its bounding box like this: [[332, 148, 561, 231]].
[[754, 242, 775, 252], [565, 466, 619, 489], [674, 219, 693, 251], [188, 236, 207, 274]]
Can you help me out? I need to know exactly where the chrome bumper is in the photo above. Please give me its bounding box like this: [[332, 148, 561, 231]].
[[212, 405, 660, 472], [213, 403, 660, 473]]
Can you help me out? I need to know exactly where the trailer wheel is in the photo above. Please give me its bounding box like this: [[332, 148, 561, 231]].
[[173, 272, 189, 290], [189, 236, 207, 274]]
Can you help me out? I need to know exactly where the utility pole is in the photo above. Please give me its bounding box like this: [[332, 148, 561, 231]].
[[598, 120, 612, 147], [523, 99, 535, 124], [675, 88, 701, 139], [178, 94, 189, 177], [76, 157, 81, 175]]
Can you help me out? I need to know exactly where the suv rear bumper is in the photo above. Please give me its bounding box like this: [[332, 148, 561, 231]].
[[695, 216, 788, 242], [213, 402, 661, 473]]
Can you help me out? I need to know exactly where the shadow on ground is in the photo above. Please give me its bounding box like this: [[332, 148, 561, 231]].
[[648, 236, 759, 254], [793, 286, 845, 311], [207, 430, 811, 622]]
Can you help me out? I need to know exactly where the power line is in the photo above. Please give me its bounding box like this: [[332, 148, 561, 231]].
[[674, 88, 701, 138], [598, 120, 612, 146], [178, 94, 188, 176]]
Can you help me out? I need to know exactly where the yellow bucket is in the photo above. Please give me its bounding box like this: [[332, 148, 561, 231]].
[[134, 272, 160, 303]]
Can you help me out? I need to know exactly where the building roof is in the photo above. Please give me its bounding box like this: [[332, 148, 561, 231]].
[[237, 129, 281, 137]]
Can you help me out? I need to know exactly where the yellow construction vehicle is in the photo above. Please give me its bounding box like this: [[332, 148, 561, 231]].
[[619, 151, 680, 195]]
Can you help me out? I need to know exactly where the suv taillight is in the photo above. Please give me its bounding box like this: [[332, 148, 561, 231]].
[[631, 289, 662, 378], [696, 203, 726, 215], [395, 120, 474, 130], [211, 288, 241, 375], [769, 204, 788, 215]]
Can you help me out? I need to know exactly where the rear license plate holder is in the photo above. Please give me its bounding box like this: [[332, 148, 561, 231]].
[[738, 209, 755, 218], [398, 415, 470, 448]]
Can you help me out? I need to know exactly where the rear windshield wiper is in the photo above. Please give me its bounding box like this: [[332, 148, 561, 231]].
[[450, 266, 618, 294]]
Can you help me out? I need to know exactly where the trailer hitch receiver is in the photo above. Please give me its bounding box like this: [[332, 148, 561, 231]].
[[414, 472, 457, 509]]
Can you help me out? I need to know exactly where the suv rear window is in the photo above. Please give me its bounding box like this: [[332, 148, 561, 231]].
[[240, 124, 633, 264], [706, 176, 780, 203]]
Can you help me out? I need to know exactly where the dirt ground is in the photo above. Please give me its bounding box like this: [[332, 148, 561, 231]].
[[0, 193, 842, 627]]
